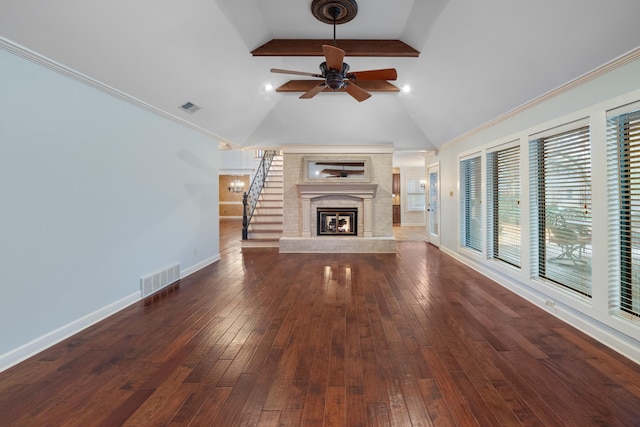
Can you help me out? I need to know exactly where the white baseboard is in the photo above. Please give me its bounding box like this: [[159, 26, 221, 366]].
[[181, 254, 220, 278], [0, 254, 222, 374], [0, 291, 140, 373], [440, 246, 640, 365]]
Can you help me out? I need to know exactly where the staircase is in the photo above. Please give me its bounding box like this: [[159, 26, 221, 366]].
[[241, 154, 283, 249]]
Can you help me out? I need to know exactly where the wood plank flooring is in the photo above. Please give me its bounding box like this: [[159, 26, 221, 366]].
[[2, 218, 640, 426]]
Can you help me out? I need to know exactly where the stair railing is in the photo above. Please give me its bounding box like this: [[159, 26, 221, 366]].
[[242, 150, 278, 240]]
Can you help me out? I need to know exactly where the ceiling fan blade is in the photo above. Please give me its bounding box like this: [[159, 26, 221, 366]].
[[270, 68, 322, 78], [322, 45, 345, 71], [300, 83, 326, 99], [347, 68, 398, 81], [345, 83, 371, 102]]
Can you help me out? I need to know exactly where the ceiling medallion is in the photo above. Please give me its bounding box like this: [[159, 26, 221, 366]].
[[311, 0, 358, 25]]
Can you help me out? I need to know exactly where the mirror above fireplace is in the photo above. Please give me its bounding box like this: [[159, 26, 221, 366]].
[[303, 156, 372, 182]]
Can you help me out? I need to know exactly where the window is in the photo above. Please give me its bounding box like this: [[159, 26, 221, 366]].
[[460, 155, 482, 252], [487, 144, 521, 267], [428, 167, 439, 238], [530, 123, 592, 296], [406, 177, 426, 212], [608, 103, 640, 317]]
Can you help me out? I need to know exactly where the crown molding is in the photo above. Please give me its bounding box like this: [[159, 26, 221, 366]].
[[0, 37, 222, 142], [443, 46, 640, 149]]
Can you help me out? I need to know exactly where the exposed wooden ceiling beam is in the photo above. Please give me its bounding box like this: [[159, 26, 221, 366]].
[[252, 39, 419, 57], [276, 80, 400, 93]]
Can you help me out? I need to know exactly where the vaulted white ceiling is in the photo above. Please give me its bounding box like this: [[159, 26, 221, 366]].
[[2, 0, 640, 157]]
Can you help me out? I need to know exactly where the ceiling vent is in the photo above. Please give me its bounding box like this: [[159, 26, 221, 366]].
[[179, 101, 201, 114]]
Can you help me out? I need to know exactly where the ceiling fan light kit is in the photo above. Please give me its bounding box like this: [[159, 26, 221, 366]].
[[269, 0, 398, 102]]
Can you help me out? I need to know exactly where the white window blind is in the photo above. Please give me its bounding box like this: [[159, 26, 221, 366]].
[[530, 125, 592, 296], [460, 156, 482, 252], [608, 105, 640, 317], [487, 145, 521, 267]]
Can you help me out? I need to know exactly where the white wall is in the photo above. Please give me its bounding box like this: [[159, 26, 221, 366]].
[[0, 46, 220, 370], [219, 148, 261, 175], [427, 52, 640, 363]]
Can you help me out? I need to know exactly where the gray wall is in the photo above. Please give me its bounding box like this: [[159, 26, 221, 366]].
[[0, 46, 220, 370]]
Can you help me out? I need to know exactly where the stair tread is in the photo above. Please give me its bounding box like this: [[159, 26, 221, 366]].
[[244, 153, 284, 245]]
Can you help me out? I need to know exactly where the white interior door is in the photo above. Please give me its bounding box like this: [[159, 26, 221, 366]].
[[427, 163, 440, 246]]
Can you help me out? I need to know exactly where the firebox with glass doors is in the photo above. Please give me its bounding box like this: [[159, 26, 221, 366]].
[[317, 208, 358, 236]]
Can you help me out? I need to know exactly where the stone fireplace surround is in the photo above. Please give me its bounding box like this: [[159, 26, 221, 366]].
[[278, 145, 397, 254]]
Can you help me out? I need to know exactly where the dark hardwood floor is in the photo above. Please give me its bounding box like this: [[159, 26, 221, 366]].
[[2, 218, 640, 426]]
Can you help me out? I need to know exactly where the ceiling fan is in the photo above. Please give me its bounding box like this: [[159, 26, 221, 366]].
[[270, 0, 397, 102]]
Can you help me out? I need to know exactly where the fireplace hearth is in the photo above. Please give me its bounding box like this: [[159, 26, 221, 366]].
[[317, 208, 358, 236]]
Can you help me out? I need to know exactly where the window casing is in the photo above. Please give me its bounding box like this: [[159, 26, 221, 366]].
[[460, 156, 482, 252], [487, 145, 521, 268], [530, 124, 592, 297], [608, 104, 640, 317]]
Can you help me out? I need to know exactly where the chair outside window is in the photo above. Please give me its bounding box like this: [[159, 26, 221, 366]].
[[546, 209, 591, 265]]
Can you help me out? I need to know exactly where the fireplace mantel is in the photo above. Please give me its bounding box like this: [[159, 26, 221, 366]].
[[297, 183, 378, 238]]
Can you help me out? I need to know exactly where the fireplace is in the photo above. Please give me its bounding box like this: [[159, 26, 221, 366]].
[[278, 148, 397, 253], [317, 208, 358, 236]]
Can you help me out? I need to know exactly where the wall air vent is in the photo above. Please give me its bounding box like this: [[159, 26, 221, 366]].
[[140, 263, 180, 298], [179, 101, 201, 114]]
